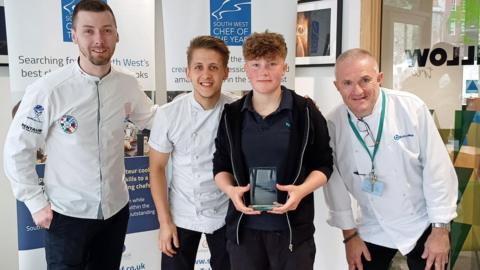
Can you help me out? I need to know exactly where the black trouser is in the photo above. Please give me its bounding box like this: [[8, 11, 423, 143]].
[[227, 228, 316, 270], [161, 226, 230, 270], [45, 204, 130, 270], [362, 226, 446, 270]]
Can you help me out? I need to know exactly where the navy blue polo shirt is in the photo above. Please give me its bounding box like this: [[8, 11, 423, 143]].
[[241, 88, 293, 231]]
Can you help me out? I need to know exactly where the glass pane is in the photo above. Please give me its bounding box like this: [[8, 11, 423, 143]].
[[393, 22, 421, 90], [382, 1, 480, 269]]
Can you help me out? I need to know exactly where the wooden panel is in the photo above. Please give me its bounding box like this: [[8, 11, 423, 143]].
[[360, 0, 382, 65]]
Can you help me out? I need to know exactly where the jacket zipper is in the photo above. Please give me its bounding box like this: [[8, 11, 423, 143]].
[[286, 106, 311, 252], [223, 113, 244, 245], [96, 81, 104, 219]]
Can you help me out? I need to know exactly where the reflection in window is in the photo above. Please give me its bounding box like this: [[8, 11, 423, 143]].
[[383, 1, 480, 270], [393, 22, 421, 89]]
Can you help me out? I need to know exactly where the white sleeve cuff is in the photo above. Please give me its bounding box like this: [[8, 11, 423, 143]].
[[427, 206, 458, 223], [326, 209, 357, 229], [24, 193, 49, 215], [148, 140, 172, 154]]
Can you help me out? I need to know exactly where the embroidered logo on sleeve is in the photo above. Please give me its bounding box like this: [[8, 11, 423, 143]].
[[21, 105, 44, 134], [59, 115, 78, 134]]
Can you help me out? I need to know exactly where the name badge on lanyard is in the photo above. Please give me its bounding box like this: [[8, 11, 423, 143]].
[[361, 171, 384, 196], [349, 90, 386, 197]]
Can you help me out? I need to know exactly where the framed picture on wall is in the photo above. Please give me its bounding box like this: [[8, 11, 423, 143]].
[[0, 0, 7, 66], [296, 0, 342, 66]]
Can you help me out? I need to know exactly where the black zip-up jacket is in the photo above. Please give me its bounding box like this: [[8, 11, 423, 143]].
[[213, 87, 333, 251]]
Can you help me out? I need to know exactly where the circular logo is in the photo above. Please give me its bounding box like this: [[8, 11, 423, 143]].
[[59, 115, 78, 134]]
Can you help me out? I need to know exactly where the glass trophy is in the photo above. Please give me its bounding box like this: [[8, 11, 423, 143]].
[[249, 167, 277, 211]]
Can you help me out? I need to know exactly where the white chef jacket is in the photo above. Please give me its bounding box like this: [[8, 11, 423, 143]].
[[148, 92, 235, 233], [4, 62, 156, 219], [324, 88, 458, 254]]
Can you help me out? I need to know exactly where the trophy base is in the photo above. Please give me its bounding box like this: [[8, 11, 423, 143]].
[[250, 204, 275, 211]]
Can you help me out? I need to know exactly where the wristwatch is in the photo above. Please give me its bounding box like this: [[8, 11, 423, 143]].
[[432, 223, 451, 232]]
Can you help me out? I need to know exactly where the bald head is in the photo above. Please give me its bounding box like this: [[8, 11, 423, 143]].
[[333, 48, 383, 118], [335, 48, 379, 78]]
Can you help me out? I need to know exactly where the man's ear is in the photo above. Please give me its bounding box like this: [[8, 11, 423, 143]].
[[377, 72, 384, 84], [71, 29, 78, 44], [185, 66, 191, 82], [333, 81, 340, 91], [224, 66, 229, 81]]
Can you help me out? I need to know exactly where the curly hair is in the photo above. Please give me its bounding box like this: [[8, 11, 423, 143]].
[[242, 31, 287, 61]]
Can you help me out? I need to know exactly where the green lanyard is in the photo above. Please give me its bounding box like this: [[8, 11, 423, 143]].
[[347, 90, 386, 165]]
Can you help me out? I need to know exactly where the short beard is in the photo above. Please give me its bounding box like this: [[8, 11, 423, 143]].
[[88, 55, 111, 66], [79, 47, 113, 66]]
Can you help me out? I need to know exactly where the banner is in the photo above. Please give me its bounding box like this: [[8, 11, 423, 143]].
[[16, 157, 160, 270], [5, 0, 155, 103], [162, 1, 297, 269], [162, 0, 297, 92], [5, 0, 159, 269]]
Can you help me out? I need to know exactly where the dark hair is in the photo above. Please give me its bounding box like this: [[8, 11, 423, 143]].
[[12, 101, 20, 118], [242, 31, 287, 61], [187, 36, 230, 67], [72, 0, 117, 29]]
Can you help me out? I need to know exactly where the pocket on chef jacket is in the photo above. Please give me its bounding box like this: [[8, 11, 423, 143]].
[[388, 131, 420, 161], [370, 137, 422, 220]]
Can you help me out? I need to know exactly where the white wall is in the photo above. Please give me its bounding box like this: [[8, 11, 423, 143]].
[[155, 0, 167, 105], [296, 1, 361, 269], [0, 2, 361, 269]]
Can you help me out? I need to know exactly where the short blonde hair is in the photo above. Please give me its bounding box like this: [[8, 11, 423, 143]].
[[187, 35, 230, 67]]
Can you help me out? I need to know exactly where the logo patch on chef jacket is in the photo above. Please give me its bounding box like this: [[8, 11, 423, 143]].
[[59, 115, 78, 134], [21, 105, 45, 134]]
